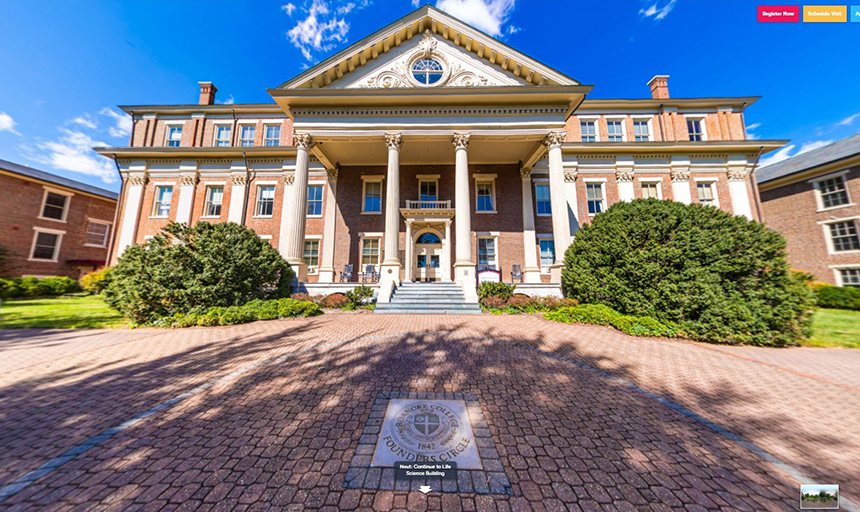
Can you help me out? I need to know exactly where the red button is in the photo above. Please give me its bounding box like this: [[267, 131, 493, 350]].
[[758, 5, 801, 21]]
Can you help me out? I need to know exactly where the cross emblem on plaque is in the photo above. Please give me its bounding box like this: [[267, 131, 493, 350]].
[[414, 412, 440, 435]]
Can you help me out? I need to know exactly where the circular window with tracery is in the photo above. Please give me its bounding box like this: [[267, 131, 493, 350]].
[[411, 58, 444, 85]]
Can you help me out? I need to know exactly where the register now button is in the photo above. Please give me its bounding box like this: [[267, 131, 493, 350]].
[[758, 5, 801, 21]]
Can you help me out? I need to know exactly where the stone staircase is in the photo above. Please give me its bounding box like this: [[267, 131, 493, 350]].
[[374, 282, 482, 315]]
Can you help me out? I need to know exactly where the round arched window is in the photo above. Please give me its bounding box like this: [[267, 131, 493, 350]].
[[416, 232, 441, 244], [411, 58, 444, 85]]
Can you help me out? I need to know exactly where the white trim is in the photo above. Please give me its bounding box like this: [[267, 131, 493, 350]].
[[38, 187, 73, 223], [361, 177, 383, 215], [821, 219, 860, 255], [537, 236, 555, 274], [684, 115, 708, 141], [473, 174, 497, 214], [808, 169, 850, 184], [83, 219, 112, 248], [28, 227, 65, 262], [150, 184, 174, 218], [584, 181, 607, 216], [306, 183, 324, 218], [604, 116, 627, 142], [694, 179, 719, 208], [303, 236, 322, 275], [252, 183, 277, 218], [534, 182, 552, 217], [833, 266, 860, 287], [258, 235, 273, 240], [359, 235, 382, 269], [582, 177, 608, 183], [639, 178, 663, 199], [263, 123, 281, 147], [212, 122, 233, 147], [416, 174, 441, 180], [476, 234, 499, 270], [631, 117, 653, 142], [577, 116, 600, 143], [202, 184, 225, 218], [811, 172, 853, 212]]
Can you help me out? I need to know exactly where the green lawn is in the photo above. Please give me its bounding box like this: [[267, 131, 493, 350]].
[[0, 295, 125, 329], [804, 308, 860, 349]]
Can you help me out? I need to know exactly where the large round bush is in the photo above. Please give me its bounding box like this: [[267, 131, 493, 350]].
[[562, 199, 814, 346], [104, 222, 293, 324]]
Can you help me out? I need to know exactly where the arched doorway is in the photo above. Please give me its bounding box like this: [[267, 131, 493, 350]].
[[413, 228, 443, 282]]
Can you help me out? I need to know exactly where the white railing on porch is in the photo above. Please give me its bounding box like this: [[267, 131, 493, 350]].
[[405, 199, 452, 210]]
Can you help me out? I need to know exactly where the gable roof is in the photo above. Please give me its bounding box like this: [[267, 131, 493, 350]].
[[756, 132, 860, 184], [277, 5, 580, 90], [0, 158, 118, 200]]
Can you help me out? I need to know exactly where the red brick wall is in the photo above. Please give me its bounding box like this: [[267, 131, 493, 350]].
[[760, 166, 860, 284], [131, 116, 293, 148], [566, 112, 747, 142], [0, 172, 116, 278]]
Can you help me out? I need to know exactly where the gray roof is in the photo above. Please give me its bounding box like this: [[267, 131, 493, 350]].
[[757, 132, 860, 184], [0, 158, 118, 200]]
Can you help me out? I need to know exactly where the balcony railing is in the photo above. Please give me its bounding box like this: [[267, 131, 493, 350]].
[[405, 200, 451, 210]]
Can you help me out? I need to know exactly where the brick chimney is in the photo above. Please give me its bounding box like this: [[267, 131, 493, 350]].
[[198, 82, 218, 105], [647, 75, 670, 99]]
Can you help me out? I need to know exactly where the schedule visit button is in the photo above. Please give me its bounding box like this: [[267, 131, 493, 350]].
[[803, 5, 848, 21], [758, 5, 801, 21]]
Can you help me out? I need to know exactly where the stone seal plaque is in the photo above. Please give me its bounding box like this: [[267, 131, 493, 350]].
[[371, 399, 482, 470]]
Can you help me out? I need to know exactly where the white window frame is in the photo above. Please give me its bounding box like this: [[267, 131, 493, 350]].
[[832, 265, 860, 287], [694, 178, 719, 208], [83, 219, 112, 248], [584, 178, 607, 216], [605, 117, 627, 143], [579, 117, 599, 142], [476, 232, 500, 270], [359, 235, 382, 269], [473, 173, 497, 214], [38, 186, 73, 223], [685, 116, 708, 142], [263, 124, 281, 147], [238, 122, 256, 147], [150, 184, 173, 218], [361, 176, 384, 214], [632, 118, 653, 142], [811, 171, 853, 212], [303, 235, 322, 274], [253, 182, 277, 218], [306, 182, 324, 218], [29, 227, 65, 262], [820, 217, 860, 255], [639, 178, 663, 199], [534, 179, 551, 216], [164, 122, 184, 147], [417, 174, 440, 202], [537, 235, 555, 274], [212, 121, 233, 147], [202, 184, 225, 218]]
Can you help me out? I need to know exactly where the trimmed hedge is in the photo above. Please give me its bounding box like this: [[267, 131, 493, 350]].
[[544, 304, 681, 338], [163, 298, 322, 328], [813, 283, 860, 311], [480, 294, 579, 314], [0, 276, 81, 299], [478, 282, 516, 301]]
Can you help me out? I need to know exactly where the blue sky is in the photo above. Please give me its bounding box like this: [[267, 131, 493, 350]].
[[0, 0, 857, 192]]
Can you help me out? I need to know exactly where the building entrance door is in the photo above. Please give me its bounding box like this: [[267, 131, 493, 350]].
[[413, 231, 443, 282]]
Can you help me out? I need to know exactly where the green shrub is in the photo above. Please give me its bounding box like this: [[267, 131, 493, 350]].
[[562, 199, 814, 346], [0, 278, 23, 299], [18, 277, 51, 297], [165, 297, 321, 328], [478, 282, 516, 301], [104, 222, 294, 324], [39, 276, 82, 295], [345, 285, 374, 306], [80, 268, 110, 294], [544, 304, 680, 338], [480, 296, 507, 310], [813, 283, 860, 311], [321, 293, 350, 308]]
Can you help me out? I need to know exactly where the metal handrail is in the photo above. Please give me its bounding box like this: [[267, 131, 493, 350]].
[[405, 200, 451, 209]]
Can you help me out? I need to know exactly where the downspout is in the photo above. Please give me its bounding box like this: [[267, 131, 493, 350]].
[[241, 151, 253, 226]]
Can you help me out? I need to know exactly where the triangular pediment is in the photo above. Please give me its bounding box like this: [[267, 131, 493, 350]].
[[278, 5, 579, 90]]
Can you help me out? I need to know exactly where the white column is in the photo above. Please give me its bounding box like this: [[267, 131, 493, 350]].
[[115, 168, 147, 259], [318, 168, 339, 282], [544, 131, 569, 284], [616, 156, 635, 202], [520, 167, 541, 283], [443, 219, 452, 282], [404, 219, 414, 282], [175, 162, 197, 225], [278, 172, 295, 260], [564, 166, 580, 237], [452, 133, 476, 293], [380, 133, 403, 285], [671, 158, 692, 204], [727, 157, 754, 219], [227, 166, 248, 224], [283, 133, 313, 282]]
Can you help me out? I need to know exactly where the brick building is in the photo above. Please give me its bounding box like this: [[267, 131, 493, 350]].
[[758, 133, 860, 287], [0, 158, 118, 278], [97, 5, 783, 303]]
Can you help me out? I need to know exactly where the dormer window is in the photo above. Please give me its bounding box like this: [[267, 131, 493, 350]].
[[411, 58, 444, 85]]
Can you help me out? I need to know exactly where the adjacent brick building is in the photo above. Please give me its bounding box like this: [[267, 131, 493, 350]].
[[0, 159, 118, 278], [96, 5, 784, 301], [758, 133, 860, 287]]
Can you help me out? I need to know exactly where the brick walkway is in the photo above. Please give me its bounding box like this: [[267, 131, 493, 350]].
[[0, 314, 857, 511]]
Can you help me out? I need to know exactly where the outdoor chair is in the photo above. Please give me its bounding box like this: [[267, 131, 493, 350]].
[[511, 264, 523, 283], [339, 264, 353, 282], [362, 264, 379, 283]]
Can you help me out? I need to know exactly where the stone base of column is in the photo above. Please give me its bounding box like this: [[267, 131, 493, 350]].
[[379, 262, 402, 287], [454, 262, 478, 303], [523, 267, 542, 284], [550, 264, 564, 285], [289, 261, 308, 284], [317, 267, 336, 283]]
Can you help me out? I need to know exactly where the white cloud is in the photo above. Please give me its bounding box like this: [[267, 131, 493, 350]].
[[745, 122, 761, 131], [30, 128, 117, 183], [0, 111, 21, 135], [759, 139, 834, 168], [639, 0, 676, 20], [434, 0, 516, 37], [412, 0, 421, 6], [745, 122, 760, 140], [71, 115, 98, 129], [99, 108, 132, 139], [507, 24, 520, 35], [217, 94, 235, 105], [836, 113, 859, 127], [283, 2, 296, 15], [287, 0, 354, 61]]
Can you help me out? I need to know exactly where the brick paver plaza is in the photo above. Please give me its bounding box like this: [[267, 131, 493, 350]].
[[1, 313, 858, 511]]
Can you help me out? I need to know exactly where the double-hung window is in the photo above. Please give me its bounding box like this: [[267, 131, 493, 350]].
[[816, 176, 850, 209], [255, 185, 275, 217], [539, 239, 555, 273], [607, 120, 624, 142], [580, 120, 597, 142], [307, 185, 323, 216], [476, 181, 495, 212], [687, 119, 704, 141], [420, 180, 437, 202], [361, 238, 380, 268], [697, 182, 717, 206], [85, 221, 110, 247], [239, 125, 256, 147], [31, 230, 62, 261], [633, 120, 651, 141], [152, 185, 173, 217], [204, 186, 223, 217], [830, 221, 860, 252], [166, 125, 182, 147], [41, 191, 69, 221], [535, 183, 551, 215], [840, 268, 860, 287], [363, 180, 382, 213], [214, 125, 232, 147], [304, 240, 320, 270], [641, 181, 661, 199], [586, 183, 605, 215], [264, 125, 280, 146], [477, 238, 497, 269]]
